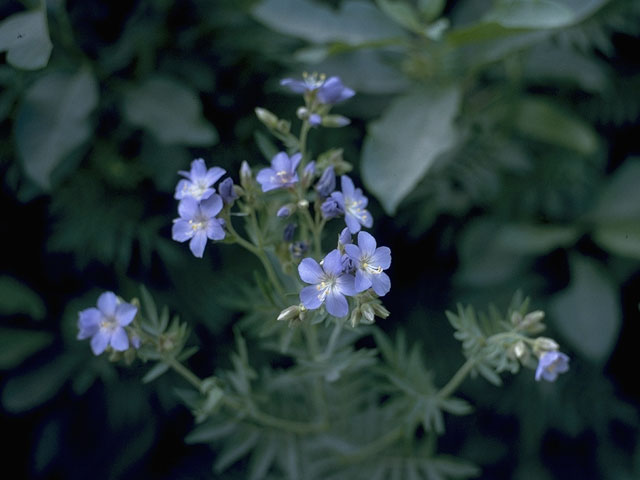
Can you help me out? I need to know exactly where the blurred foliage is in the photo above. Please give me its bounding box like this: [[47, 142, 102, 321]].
[[1, 0, 639, 479]]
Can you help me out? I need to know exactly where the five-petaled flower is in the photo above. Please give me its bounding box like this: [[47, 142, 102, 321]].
[[281, 74, 355, 105], [174, 158, 226, 201], [257, 152, 302, 192], [535, 351, 570, 382], [344, 231, 391, 296], [330, 175, 373, 233], [298, 249, 356, 317], [172, 195, 225, 258], [77, 291, 138, 355]]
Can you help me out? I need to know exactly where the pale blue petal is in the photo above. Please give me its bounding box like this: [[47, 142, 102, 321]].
[[271, 152, 290, 172], [354, 269, 372, 293], [115, 303, 137, 326], [77, 308, 101, 339], [190, 158, 207, 178], [300, 285, 324, 310], [298, 258, 324, 284], [344, 244, 361, 262], [341, 175, 355, 197], [336, 274, 356, 296], [110, 327, 129, 351], [172, 219, 193, 242], [345, 213, 361, 234], [178, 196, 198, 219], [371, 247, 391, 270], [174, 179, 190, 199], [200, 194, 223, 218], [357, 231, 376, 256], [370, 272, 391, 297], [207, 219, 226, 241], [204, 166, 226, 186], [97, 291, 117, 316], [290, 153, 302, 171], [91, 330, 110, 355], [189, 231, 208, 258], [323, 250, 343, 275], [325, 291, 348, 317]]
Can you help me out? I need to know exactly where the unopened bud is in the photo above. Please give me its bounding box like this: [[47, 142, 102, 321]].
[[277, 305, 301, 323], [240, 161, 252, 188], [349, 307, 361, 328], [276, 119, 291, 134], [277, 204, 296, 218], [522, 310, 545, 326], [255, 107, 279, 129], [361, 304, 375, 324], [296, 107, 309, 120], [371, 302, 390, 320], [511, 311, 523, 325], [322, 114, 350, 128], [534, 337, 559, 354], [513, 340, 527, 359]]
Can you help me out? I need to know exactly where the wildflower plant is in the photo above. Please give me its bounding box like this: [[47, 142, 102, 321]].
[[76, 74, 569, 479]]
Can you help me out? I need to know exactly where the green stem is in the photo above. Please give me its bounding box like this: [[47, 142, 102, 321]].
[[323, 321, 343, 359], [341, 427, 403, 463], [437, 357, 477, 399], [165, 356, 203, 391], [225, 213, 286, 298], [299, 120, 311, 164], [165, 357, 326, 434]]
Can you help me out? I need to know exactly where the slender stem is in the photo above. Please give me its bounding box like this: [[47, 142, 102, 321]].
[[341, 427, 403, 463], [165, 357, 326, 434], [225, 212, 286, 298], [165, 356, 203, 391], [437, 357, 477, 399], [323, 321, 343, 359], [299, 120, 311, 164]]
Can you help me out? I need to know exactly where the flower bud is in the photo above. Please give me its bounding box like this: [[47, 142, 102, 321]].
[[277, 204, 296, 218], [240, 161, 253, 189], [309, 113, 322, 126], [283, 223, 297, 242], [277, 305, 301, 323], [315, 166, 336, 197], [255, 107, 279, 129], [513, 340, 527, 359], [522, 310, 545, 328], [322, 114, 350, 128], [534, 336, 559, 354], [371, 302, 390, 320], [361, 304, 375, 324], [349, 307, 361, 328]]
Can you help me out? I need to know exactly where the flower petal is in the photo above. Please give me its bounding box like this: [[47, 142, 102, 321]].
[[370, 272, 391, 297], [325, 291, 348, 317], [110, 327, 129, 351], [178, 196, 198, 219], [77, 308, 101, 339], [200, 194, 223, 218], [298, 258, 324, 284], [204, 166, 226, 186], [371, 247, 391, 270], [90, 330, 110, 355], [189, 231, 208, 258], [341, 175, 355, 196], [357, 231, 377, 256], [172, 219, 193, 242], [271, 152, 290, 172], [280, 78, 308, 93], [115, 303, 137, 326], [300, 285, 324, 310], [97, 291, 118, 316], [290, 153, 302, 172], [354, 269, 372, 293], [344, 244, 361, 262], [344, 213, 362, 234], [174, 179, 190, 199], [190, 158, 207, 178], [336, 274, 356, 296], [322, 249, 343, 275], [207, 218, 226, 241]]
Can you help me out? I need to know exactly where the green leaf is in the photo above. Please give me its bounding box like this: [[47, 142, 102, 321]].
[[141, 362, 169, 383], [123, 76, 218, 146], [2, 354, 77, 413], [514, 97, 599, 154], [485, 0, 575, 29], [550, 255, 621, 362], [252, 0, 404, 45], [593, 223, 640, 260], [494, 223, 579, 255], [588, 158, 640, 222], [0, 276, 45, 320], [375, 0, 423, 33], [0, 8, 52, 70], [362, 86, 460, 214], [15, 69, 99, 189], [185, 420, 237, 444], [0, 328, 53, 369]]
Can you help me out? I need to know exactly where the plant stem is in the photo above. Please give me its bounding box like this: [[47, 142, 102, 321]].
[[165, 356, 203, 391], [341, 426, 404, 464], [323, 321, 343, 359], [437, 357, 476, 399], [299, 120, 311, 165]]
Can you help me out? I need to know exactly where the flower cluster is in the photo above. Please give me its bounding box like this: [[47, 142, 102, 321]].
[[171, 158, 229, 258]]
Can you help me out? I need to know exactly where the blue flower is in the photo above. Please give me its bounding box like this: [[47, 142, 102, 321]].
[[174, 158, 226, 201], [256, 152, 302, 192], [218, 177, 237, 205], [298, 249, 356, 317], [317, 76, 355, 105], [172, 195, 225, 258], [535, 351, 570, 382], [344, 232, 391, 296], [330, 175, 373, 234], [281, 74, 355, 105], [315, 166, 336, 197], [321, 196, 344, 219], [77, 291, 138, 355]]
